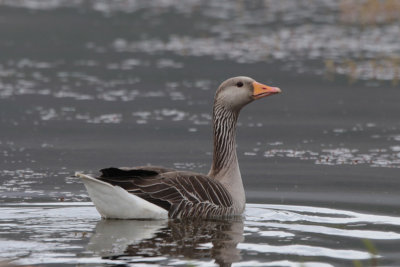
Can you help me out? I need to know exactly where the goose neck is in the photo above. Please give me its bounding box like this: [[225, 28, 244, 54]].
[[209, 102, 240, 179]]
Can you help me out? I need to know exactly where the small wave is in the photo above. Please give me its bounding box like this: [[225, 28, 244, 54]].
[[1, 202, 399, 266]]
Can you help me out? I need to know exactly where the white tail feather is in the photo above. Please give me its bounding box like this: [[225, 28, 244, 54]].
[[76, 173, 168, 219]]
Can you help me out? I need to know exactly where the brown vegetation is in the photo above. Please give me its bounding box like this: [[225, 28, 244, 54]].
[[340, 0, 400, 25]]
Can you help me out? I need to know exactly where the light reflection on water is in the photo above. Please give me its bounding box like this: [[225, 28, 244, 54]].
[[1, 202, 400, 266], [0, 1, 399, 266]]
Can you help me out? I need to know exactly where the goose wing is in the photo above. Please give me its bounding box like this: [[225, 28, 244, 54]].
[[97, 167, 234, 218]]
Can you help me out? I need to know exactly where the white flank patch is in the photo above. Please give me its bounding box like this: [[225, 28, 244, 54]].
[[76, 173, 168, 219]]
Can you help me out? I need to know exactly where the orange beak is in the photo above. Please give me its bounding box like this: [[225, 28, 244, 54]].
[[252, 81, 281, 100]]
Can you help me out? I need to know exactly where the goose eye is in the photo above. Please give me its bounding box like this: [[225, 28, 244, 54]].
[[236, 82, 243, 87]]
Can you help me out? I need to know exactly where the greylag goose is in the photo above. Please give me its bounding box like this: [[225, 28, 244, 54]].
[[76, 76, 281, 219]]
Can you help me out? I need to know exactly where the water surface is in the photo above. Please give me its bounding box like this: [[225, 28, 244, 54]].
[[1, 202, 400, 266], [1, 0, 400, 266]]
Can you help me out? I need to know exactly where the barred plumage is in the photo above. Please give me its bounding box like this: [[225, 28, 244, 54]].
[[78, 76, 281, 219]]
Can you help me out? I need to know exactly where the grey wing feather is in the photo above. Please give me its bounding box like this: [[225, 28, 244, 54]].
[[96, 167, 234, 218], [134, 173, 234, 218]]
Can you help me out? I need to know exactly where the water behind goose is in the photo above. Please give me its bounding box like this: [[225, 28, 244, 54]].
[[1, 0, 400, 266]]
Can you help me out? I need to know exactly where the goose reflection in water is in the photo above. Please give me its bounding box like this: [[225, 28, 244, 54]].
[[87, 218, 244, 266]]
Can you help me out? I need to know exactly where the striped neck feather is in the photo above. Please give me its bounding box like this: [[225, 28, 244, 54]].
[[209, 101, 239, 179]]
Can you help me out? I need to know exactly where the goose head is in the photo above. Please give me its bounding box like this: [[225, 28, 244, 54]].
[[215, 76, 281, 111]]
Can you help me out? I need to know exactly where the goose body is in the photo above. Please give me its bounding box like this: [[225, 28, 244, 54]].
[[77, 76, 281, 219]]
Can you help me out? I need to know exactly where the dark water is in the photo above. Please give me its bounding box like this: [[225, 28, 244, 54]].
[[1, 1, 400, 266]]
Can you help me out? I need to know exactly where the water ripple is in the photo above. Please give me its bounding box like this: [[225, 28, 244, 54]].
[[1, 202, 399, 266]]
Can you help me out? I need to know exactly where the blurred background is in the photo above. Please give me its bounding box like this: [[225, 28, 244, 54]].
[[1, 0, 399, 206], [1, 0, 400, 266]]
